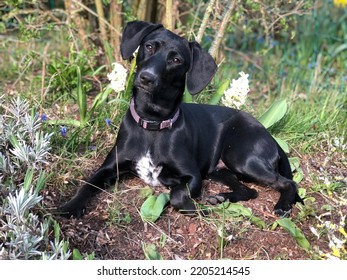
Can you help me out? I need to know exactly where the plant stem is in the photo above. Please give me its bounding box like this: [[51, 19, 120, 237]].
[[196, 0, 216, 44], [95, 0, 108, 43], [65, 0, 89, 49], [166, 0, 173, 30], [209, 0, 236, 60]]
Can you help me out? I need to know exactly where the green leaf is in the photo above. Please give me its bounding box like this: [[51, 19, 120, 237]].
[[331, 43, 347, 60], [220, 203, 266, 229], [23, 169, 34, 192], [88, 86, 113, 117], [76, 66, 87, 126], [140, 193, 170, 223], [35, 171, 48, 193], [277, 218, 311, 251], [139, 186, 154, 198], [142, 243, 163, 260], [258, 99, 288, 129], [273, 136, 290, 153], [46, 119, 81, 127], [293, 169, 304, 184], [224, 202, 252, 216], [289, 157, 300, 172], [298, 187, 306, 199], [72, 248, 83, 260], [209, 79, 230, 105], [53, 220, 61, 242], [124, 53, 138, 100], [86, 252, 95, 260], [9, 134, 19, 148]]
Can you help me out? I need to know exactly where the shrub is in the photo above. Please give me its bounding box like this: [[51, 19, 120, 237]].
[[0, 95, 71, 260]]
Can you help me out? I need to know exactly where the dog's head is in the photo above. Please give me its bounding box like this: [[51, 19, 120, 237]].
[[121, 21, 217, 103]]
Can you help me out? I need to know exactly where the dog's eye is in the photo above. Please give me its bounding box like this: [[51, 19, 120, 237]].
[[145, 44, 154, 53], [169, 57, 181, 65], [173, 57, 181, 64]]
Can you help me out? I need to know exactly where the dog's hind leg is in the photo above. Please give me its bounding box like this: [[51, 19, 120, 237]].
[[227, 157, 298, 217], [207, 168, 258, 204]]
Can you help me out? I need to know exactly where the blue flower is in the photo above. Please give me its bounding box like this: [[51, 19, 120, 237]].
[[308, 62, 316, 69], [89, 145, 96, 151], [60, 126, 68, 137], [41, 114, 48, 121], [105, 118, 112, 126], [256, 36, 264, 44], [271, 39, 279, 47]]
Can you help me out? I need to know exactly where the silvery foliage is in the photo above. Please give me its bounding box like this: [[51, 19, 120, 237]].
[[0, 96, 71, 260], [0, 97, 52, 190]]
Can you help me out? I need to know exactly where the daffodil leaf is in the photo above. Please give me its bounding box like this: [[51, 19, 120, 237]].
[[277, 218, 311, 251], [140, 193, 170, 223], [258, 99, 288, 128], [142, 243, 163, 260], [209, 79, 230, 105], [289, 157, 301, 172], [293, 168, 304, 184], [273, 136, 290, 153], [218, 203, 266, 229]]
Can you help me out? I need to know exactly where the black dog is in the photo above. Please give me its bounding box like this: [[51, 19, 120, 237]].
[[58, 21, 303, 218]]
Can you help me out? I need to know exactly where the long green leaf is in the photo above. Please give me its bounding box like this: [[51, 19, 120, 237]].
[[273, 136, 290, 153], [88, 86, 113, 118], [209, 79, 230, 105], [23, 169, 34, 192], [258, 99, 288, 129], [219, 203, 266, 229], [277, 218, 311, 251], [46, 119, 81, 127], [76, 66, 87, 126], [124, 54, 138, 100]]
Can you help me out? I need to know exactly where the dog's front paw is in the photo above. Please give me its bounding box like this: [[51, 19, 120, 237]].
[[55, 199, 86, 219], [273, 208, 292, 217], [207, 195, 226, 205], [273, 202, 293, 217]]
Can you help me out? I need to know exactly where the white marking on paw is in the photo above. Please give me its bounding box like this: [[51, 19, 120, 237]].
[[135, 151, 163, 186]]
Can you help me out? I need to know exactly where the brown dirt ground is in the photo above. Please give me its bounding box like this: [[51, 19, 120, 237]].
[[46, 149, 346, 260]]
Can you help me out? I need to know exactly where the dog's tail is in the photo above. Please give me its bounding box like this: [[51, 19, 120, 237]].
[[277, 144, 304, 204]]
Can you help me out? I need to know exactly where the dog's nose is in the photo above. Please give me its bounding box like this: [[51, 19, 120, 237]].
[[139, 71, 156, 86]]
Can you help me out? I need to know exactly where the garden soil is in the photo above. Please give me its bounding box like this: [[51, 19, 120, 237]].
[[48, 150, 346, 260]]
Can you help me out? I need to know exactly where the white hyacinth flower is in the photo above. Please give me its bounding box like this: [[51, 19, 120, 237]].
[[221, 71, 250, 109], [107, 63, 128, 92]]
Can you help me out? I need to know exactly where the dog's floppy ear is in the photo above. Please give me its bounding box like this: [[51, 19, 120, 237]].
[[186, 41, 217, 95], [120, 21, 163, 60]]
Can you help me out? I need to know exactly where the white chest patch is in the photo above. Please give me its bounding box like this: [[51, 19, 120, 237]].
[[135, 152, 163, 187]]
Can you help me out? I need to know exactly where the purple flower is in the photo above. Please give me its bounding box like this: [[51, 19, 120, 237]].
[[41, 114, 48, 121], [60, 126, 68, 137], [105, 118, 112, 126]]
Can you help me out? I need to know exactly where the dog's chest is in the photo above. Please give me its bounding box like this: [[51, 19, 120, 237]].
[[135, 151, 163, 186]]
